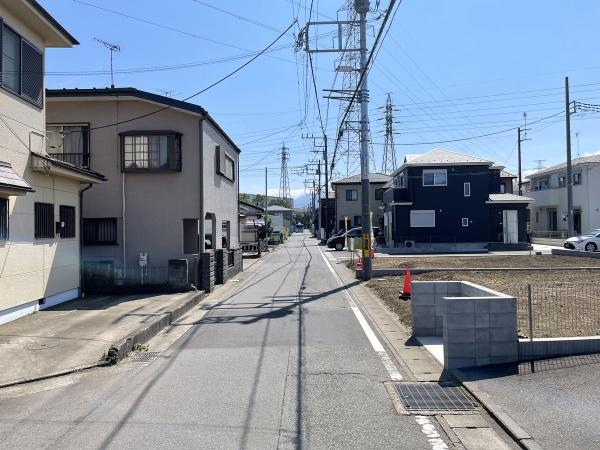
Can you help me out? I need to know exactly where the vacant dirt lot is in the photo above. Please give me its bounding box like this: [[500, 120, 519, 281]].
[[371, 254, 600, 269], [366, 270, 600, 338]]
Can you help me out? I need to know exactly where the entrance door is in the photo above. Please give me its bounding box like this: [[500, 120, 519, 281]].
[[574, 209, 582, 235], [384, 212, 393, 247], [547, 209, 558, 231], [503, 210, 518, 244]]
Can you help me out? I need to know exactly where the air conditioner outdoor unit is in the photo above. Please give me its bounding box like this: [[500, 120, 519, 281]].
[[404, 240, 416, 248]]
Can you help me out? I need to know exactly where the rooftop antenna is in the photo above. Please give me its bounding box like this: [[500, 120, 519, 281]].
[[94, 38, 121, 88], [157, 89, 178, 98]]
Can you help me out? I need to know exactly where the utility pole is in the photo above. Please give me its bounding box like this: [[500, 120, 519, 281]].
[[517, 127, 522, 196], [324, 135, 330, 239], [317, 160, 322, 240], [357, 0, 372, 279], [265, 167, 268, 219], [565, 77, 574, 237]]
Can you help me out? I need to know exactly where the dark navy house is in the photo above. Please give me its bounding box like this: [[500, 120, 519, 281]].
[[382, 149, 532, 250]]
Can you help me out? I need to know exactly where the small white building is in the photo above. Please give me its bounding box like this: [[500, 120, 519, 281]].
[[527, 155, 600, 236]]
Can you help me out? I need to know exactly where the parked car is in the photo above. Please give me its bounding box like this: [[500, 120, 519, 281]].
[[326, 226, 383, 251], [563, 229, 600, 251]]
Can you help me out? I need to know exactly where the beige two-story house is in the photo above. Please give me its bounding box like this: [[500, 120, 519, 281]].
[[332, 173, 391, 231], [46, 88, 242, 293], [0, 0, 105, 325]]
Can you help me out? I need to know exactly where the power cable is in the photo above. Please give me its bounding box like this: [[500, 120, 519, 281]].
[[88, 19, 297, 132]]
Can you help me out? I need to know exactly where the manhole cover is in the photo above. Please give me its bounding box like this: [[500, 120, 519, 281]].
[[395, 383, 476, 412], [130, 351, 160, 363]]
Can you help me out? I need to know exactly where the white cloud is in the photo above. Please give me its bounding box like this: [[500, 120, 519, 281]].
[[582, 150, 600, 157], [266, 188, 306, 198]]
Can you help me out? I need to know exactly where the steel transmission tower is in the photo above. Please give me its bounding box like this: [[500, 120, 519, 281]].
[[330, 0, 375, 178], [381, 93, 398, 174], [279, 143, 291, 203]]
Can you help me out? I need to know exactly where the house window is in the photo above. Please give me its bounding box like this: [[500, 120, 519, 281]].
[[375, 188, 384, 201], [354, 215, 361, 226], [500, 184, 506, 194], [0, 198, 8, 240], [216, 146, 235, 181], [422, 169, 447, 186], [183, 219, 199, 254], [121, 133, 181, 171], [346, 189, 358, 201], [573, 173, 581, 185], [410, 210, 435, 228], [535, 211, 539, 223], [83, 218, 118, 245], [1, 23, 43, 107], [59, 205, 76, 238], [558, 175, 566, 188], [34, 203, 54, 239], [462, 218, 469, 227], [464, 182, 471, 197], [47, 125, 90, 168]]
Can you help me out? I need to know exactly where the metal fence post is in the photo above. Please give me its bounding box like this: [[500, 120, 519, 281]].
[[527, 284, 533, 341]]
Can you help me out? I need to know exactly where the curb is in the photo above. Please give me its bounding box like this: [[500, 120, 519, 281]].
[[106, 290, 206, 364], [453, 370, 544, 450], [0, 362, 109, 390]]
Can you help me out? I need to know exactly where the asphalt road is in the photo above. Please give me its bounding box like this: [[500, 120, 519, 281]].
[[0, 234, 447, 449]]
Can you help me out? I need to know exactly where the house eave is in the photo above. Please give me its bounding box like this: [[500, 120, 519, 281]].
[[30, 152, 106, 183]]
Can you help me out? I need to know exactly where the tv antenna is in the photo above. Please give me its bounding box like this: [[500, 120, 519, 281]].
[[94, 37, 121, 88]]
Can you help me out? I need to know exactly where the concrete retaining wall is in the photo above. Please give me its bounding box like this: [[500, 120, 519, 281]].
[[551, 248, 600, 259], [519, 336, 600, 360]]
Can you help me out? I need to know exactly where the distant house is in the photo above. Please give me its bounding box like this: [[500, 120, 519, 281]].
[[267, 205, 293, 230], [382, 149, 532, 249], [46, 87, 242, 293], [0, 1, 106, 325], [527, 155, 600, 236], [332, 173, 391, 231]]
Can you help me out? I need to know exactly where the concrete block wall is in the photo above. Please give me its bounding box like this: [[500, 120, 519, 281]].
[[412, 281, 519, 369], [200, 251, 215, 293], [411, 281, 463, 337], [519, 336, 600, 360], [214, 248, 243, 286], [443, 295, 519, 369]]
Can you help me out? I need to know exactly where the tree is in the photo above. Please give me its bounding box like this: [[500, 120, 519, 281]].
[[239, 193, 251, 203]]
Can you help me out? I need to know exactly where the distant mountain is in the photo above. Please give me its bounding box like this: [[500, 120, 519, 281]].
[[293, 193, 311, 208]]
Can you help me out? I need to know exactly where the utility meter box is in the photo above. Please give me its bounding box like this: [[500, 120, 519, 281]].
[[138, 252, 148, 268]]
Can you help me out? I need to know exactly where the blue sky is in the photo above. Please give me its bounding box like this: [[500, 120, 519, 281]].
[[43, 0, 600, 202]]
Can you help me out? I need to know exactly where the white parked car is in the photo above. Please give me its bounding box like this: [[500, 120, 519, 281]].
[[564, 229, 600, 252]]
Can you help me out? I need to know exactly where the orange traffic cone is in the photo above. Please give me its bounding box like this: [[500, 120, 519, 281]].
[[399, 268, 411, 300]]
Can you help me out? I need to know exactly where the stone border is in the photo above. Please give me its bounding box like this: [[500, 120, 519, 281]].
[[106, 290, 206, 364], [356, 266, 600, 278]]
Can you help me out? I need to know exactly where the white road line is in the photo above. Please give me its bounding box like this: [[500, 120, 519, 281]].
[[318, 247, 403, 381], [415, 416, 449, 450]]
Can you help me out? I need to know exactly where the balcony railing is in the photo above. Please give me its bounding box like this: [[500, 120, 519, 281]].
[[47, 152, 90, 169]]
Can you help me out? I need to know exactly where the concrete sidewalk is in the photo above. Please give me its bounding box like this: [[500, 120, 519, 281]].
[[0, 291, 204, 387], [457, 356, 600, 450]]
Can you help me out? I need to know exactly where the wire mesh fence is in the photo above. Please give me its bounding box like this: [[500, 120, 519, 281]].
[[516, 283, 600, 338]]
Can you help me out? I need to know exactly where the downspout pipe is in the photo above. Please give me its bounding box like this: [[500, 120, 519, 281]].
[[79, 183, 93, 298]]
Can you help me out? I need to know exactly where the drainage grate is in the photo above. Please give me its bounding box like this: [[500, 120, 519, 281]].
[[395, 383, 476, 412], [130, 351, 160, 363]]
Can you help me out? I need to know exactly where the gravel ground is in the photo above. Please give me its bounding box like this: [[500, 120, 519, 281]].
[[366, 270, 600, 337], [371, 254, 600, 269]]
